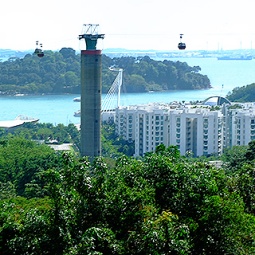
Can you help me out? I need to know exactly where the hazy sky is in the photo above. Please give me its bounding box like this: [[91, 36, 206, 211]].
[[1, 0, 255, 51]]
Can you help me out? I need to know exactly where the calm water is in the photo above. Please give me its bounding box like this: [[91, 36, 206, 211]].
[[1, 57, 255, 125]]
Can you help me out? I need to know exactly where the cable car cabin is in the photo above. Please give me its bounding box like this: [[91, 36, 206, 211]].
[[33, 48, 44, 57], [178, 42, 186, 50], [178, 34, 186, 50], [34, 41, 44, 57], [34, 48, 41, 54], [37, 51, 44, 57]]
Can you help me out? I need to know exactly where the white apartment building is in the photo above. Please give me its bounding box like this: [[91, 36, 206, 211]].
[[223, 103, 255, 147], [114, 99, 255, 158], [115, 103, 223, 157], [115, 104, 169, 156], [168, 108, 223, 157]]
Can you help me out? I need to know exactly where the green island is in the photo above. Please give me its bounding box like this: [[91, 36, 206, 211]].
[[0, 48, 211, 95], [226, 83, 255, 102]]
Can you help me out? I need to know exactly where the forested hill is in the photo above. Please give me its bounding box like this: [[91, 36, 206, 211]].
[[226, 83, 255, 102], [0, 47, 211, 95]]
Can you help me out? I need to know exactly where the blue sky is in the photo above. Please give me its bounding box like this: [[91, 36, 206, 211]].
[[1, 0, 255, 51]]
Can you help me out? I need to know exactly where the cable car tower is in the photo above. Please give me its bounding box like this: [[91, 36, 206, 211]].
[[79, 24, 105, 49], [79, 24, 105, 160]]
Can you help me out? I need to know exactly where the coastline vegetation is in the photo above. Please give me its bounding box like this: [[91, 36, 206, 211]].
[[226, 83, 255, 102], [0, 48, 211, 95]]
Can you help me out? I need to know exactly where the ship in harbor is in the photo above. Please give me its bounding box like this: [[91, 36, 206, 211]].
[[217, 55, 253, 60]]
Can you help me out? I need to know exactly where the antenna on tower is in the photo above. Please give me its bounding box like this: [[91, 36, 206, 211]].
[[79, 24, 105, 50]]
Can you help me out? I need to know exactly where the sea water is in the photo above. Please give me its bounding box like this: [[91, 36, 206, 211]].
[[1, 57, 255, 125]]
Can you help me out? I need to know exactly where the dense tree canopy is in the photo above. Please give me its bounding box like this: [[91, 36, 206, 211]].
[[108, 55, 211, 92], [226, 83, 255, 102], [0, 48, 211, 95], [1, 140, 255, 254]]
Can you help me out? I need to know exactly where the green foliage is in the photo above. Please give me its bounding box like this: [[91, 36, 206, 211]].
[[127, 209, 191, 254], [111, 56, 211, 92], [226, 83, 255, 102], [221, 145, 248, 173], [0, 181, 16, 200], [2, 122, 80, 147], [0, 197, 52, 254], [244, 140, 255, 161], [0, 50, 80, 94], [101, 121, 135, 158], [233, 164, 255, 214], [197, 193, 255, 255], [0, 50, 211, 95], [0, 136, 62, 197], [1, 145, 255, 254]]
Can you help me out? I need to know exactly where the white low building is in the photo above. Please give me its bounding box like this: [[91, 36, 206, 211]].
[[223, 103, 255, 147]]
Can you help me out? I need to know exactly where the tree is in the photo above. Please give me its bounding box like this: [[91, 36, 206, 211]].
[[221, 145, 248, 173], [226, 83, 255, 102], [1, 145, 255, 254], [233, 163, 255, 215], [143, 145, 255, 254], [0, 136, 61, 197], [245, 140, 255, 162], [125, 74, 148, 92], [0, 197, 53, 255]]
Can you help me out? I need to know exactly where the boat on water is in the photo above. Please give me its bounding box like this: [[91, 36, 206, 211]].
[[74, 110, 80, 117], [0, 115, 39, 128], [217, 55, 253, 60], [73, 97, 81, 102], [15, 115, 39, 122]]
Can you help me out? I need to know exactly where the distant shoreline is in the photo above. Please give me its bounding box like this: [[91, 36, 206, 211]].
[[0, 87, 214, 97]]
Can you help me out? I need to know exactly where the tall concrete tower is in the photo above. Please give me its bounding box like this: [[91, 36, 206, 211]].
[[79, 24, 105, 159]]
